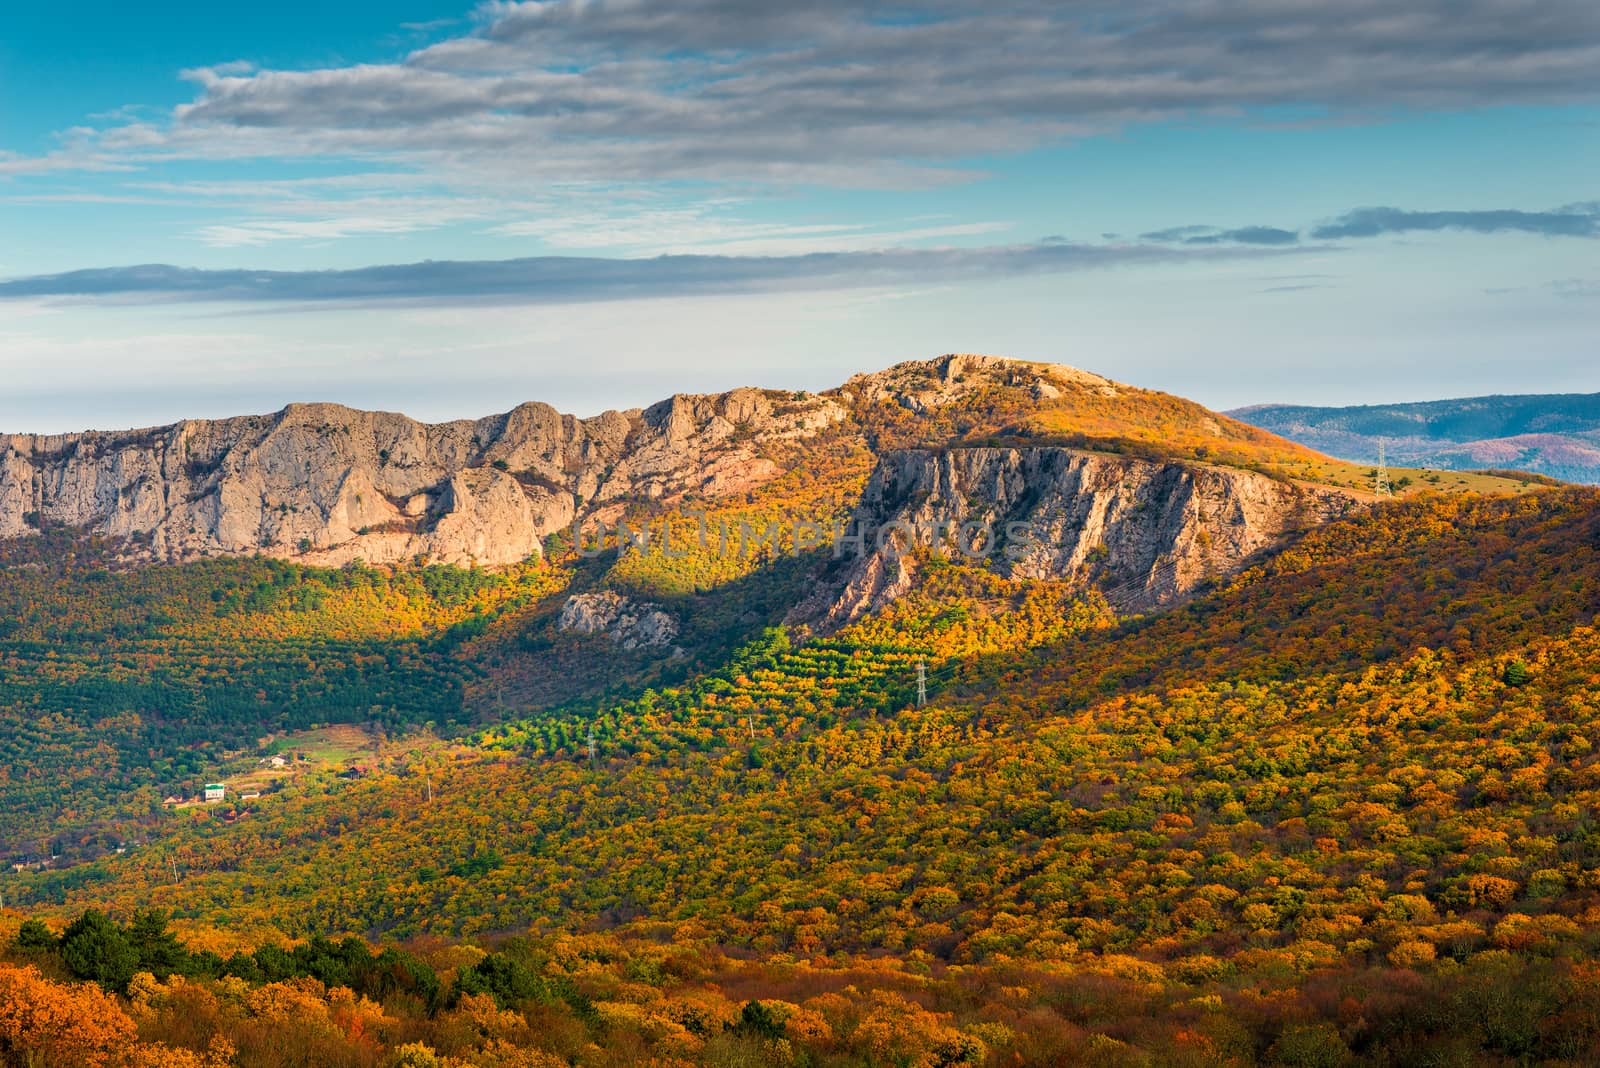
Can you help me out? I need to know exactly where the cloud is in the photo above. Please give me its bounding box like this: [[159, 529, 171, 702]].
[[0, 240, 1295, 307], [9, 0, 1599, 188], [1141, 224, 1301, 246], [1138, 203, 1600, 249], [1311, 204, 1600, 239], [489, 213, 1011, 255], [1548, 278, 1600, 299]]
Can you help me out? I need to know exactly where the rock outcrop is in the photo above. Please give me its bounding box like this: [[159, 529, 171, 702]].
[[820, 447, 1360, 624], [834, 353, 1118, 412], [558, 591, 681, 651]]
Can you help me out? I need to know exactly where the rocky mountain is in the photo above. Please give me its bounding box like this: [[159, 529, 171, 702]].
[[819, 446, 1357, 624], [0, 387, 845, 568], [0, 354, 1368, 613], [1231, 392, 1600, 484]]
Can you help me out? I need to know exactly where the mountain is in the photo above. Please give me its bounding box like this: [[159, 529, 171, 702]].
[[0, 388, 840, 568], [0, 354, 1552, 861], [1231, 391, 1600, 484], [10, 481, 1600, 1067], [2, 354, 1595, 1067], [0, 353, 1383, 593]]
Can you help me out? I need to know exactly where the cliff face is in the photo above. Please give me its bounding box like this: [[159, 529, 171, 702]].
[[0, 387, 845, 568], [822, 447, 1361, 624], [0, 354, 1358, 615]]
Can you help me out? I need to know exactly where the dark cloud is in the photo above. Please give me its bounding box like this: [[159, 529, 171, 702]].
[[1312, 205, 1600, 239], [0, 241, 1292, 306]]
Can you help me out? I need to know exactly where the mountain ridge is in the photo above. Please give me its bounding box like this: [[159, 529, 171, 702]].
[[1231, 390, 1600, 484], [0, 354, 1373, 593]]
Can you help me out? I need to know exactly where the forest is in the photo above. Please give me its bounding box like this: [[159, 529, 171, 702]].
[[0, 365, 1596, 1065], [0, 483, 1596, 1064]]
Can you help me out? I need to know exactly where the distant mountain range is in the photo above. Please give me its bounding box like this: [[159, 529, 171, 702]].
[[1231, 391, 1600, 484]]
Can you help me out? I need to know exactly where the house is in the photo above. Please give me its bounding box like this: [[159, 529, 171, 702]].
[[268, 755, 288, 769], [241, 792, 261, 800], [162, 795, 183, 806], [203, 783, 226, 802]]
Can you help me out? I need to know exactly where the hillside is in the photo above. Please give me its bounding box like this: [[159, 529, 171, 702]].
[[5, 487, 1599, 1065], [0, 356, 1553, 865], [1232, 391, 1600, 484], [0, 355, 1593, 1066]]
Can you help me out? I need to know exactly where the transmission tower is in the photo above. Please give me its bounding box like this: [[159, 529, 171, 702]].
[[1374, 440, 1392, 498], [916, 659, 927, 707], [586, 724, 598, 768]]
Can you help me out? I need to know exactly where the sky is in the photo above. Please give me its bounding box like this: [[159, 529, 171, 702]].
[[1, 0, 1597, 433]]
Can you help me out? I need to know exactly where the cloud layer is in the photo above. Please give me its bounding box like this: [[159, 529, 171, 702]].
[[12, 0, 1600, 186], [1143, 203, 1600, 247], [0, 241, 1291, 305], [1311, 205, 1600, 240]]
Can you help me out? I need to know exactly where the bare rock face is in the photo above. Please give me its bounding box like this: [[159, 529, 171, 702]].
[[834, 353, 1118, 413], [0, 354, 1352, 624], [820, 447, 1361, 625], [558, 591, 681, 651], [0, 385, 848, 567]]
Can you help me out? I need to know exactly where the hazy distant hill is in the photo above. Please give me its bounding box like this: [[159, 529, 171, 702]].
[[1231, 392, 1600, 484]]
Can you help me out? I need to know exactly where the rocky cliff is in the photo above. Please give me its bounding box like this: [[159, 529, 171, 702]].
[[0, 354, 1358, 619], [0, 387, 845, 568], [821, 446, 1360, 624]]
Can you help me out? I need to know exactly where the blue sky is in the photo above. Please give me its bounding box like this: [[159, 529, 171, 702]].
[[1, 0, 1597, 432]]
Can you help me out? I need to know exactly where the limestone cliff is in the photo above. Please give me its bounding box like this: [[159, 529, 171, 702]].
[[0, 387, 845, 567], [0, 354, 1355, 608], [820, 446, 1360, 624]]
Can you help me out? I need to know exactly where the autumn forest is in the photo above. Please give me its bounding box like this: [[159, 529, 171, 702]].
[[1, 363, 1598, 1068]]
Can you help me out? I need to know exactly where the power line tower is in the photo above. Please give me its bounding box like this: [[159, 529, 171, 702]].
[[586, 724, 598, 769], [1374, 440, 1392, 498], [916, 659, 927, 707]]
